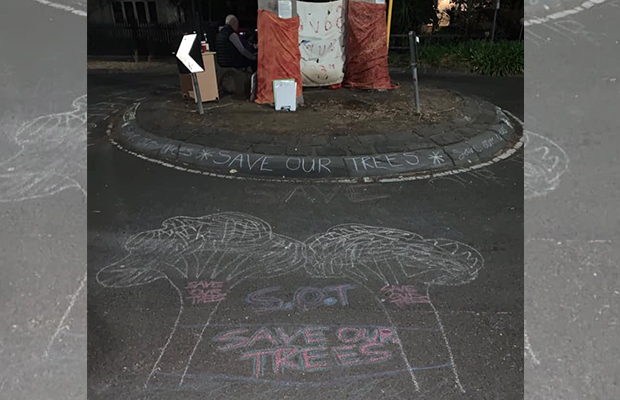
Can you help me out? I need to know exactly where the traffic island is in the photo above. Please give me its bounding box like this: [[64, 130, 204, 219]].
[[110, 81, 522, 181]]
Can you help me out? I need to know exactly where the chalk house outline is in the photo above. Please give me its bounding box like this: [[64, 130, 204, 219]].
[[97, 212, 484, 393]]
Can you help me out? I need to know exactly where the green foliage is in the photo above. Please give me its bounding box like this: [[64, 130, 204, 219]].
[[465, 40, 523, 75], [391, 40, 523, 76]]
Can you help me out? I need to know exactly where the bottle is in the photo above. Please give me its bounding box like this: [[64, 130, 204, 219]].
[[203, 33, 210, 51]]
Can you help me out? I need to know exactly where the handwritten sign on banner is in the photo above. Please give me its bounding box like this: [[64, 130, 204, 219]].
[[298, 0, 346, 87]]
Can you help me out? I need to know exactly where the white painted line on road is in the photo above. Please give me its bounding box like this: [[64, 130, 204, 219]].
[[524, 0, 608, 26], [33, 0, 86, 17]]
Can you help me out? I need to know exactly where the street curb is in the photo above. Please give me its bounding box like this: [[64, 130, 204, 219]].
[[111, 102, 522, 181]]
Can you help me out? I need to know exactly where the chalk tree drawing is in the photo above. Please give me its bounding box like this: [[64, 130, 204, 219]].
[[304, 225, 483, 393], [96, 212, 306, 388], [524, 130, 569, 200], [98, 213, 484, 393], [0, 95, 87, 202]]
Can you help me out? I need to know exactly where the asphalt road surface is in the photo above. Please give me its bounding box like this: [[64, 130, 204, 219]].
[[0, 1, 86, 399], [525, 1, 620, 398], [87, 71, 524, 399]]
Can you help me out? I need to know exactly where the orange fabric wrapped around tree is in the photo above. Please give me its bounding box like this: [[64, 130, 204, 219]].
[[255, 10, 303, 104], [343, 1, 395, 90]]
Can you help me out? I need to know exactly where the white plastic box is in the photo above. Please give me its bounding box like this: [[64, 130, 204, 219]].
[[273, 79, 297, 112]]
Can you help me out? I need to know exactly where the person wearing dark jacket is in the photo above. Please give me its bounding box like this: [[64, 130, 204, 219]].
[[216, 15, 257, 72]]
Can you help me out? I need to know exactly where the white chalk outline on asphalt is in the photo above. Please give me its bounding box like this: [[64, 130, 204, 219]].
[[45, 272, 87, 358], [524, 0, 608, 26], [524, 322, 541, 365], [108, 110, 524, 184], [33, 0, 86, 17]]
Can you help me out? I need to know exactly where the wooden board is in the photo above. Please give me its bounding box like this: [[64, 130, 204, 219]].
[[188, 52, 219, 103]]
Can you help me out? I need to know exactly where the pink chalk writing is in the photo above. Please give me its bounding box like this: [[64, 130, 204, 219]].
[[214, 326, 400, 350], [337, 327, 363, 343], [213, 325, 399, 377], [238, 343, 393, 378], [275, 327, 306, 345], [332, 345, 361, 366], [246, 284, 356, 313], [361, 342, 392, 363], [305, 327, 328, 344], [213, 328, 250, 351], [245, 327, 280, 348], [274, 347, 301, 374], [186, 281, 226, 304], [380, 285, 430, 307], [301, 347, 330, 371]]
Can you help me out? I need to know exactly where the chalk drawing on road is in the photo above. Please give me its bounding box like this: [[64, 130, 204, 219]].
[[429, 167, 510, 190], [96, 212, 306, 388], [98, 214, 484, 393], [526, 18, 611, 47], [524, 322, 540, 365], [33, 0, 87, 17], [107, 103, 523, 183], [246, 184, 392, 204], [0, 62, 12, 78], [45, 272, 87, 359], [304, 224, 484, 393], [525, 0, 610, 26], [304, 225, 482, 286], [525, 0, 617, 47], [167, 373, 445, 399], [211, 324, 408, 379], [88, 102, 123, 146], [245, 284, 356, 313], [524, 130, 569, 200], [0, 95, 87, 202]]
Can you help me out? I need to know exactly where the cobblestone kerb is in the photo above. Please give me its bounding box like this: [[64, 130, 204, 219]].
[[111, 101, 521, 180]]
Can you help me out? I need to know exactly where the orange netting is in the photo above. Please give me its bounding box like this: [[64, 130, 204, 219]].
[[255, 10, 303, 104], [343, 1, 395, 90]]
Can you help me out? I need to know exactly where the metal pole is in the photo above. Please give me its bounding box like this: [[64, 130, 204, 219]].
[[491, 0, 499, 42], [408, 31, 421, 114], [191, 73, 205, 115], [387, 0, 394, 49]]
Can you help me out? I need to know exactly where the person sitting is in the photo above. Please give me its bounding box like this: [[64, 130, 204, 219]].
[[216, 15, 257, 73]]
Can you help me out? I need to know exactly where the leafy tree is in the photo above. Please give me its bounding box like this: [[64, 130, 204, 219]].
[[392, 0, 439, 34]]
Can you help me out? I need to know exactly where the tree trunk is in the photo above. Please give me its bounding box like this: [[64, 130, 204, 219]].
[[145, 280, 223, 389], [364, 282, 465, 395]]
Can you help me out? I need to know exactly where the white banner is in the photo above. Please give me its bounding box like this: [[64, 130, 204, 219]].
[[298, 0, 346, 87]]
